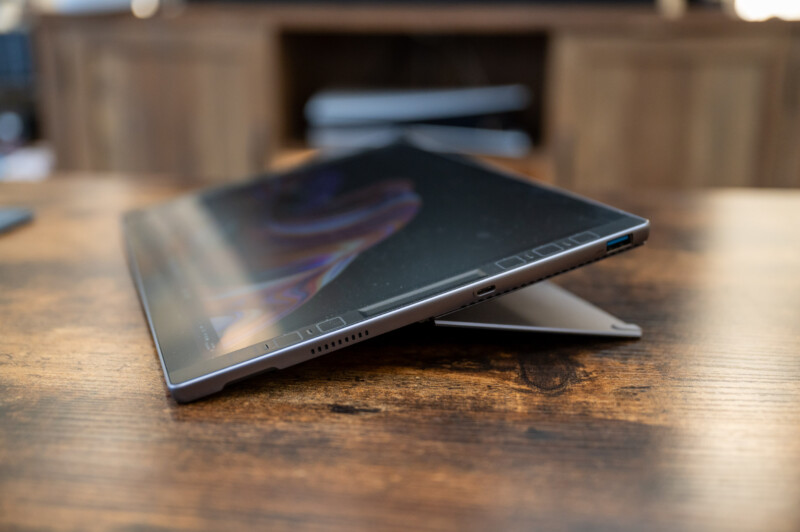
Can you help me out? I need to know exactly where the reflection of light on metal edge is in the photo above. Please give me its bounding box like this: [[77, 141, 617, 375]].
[[132, 0, 159, 19], [734, 0, 800, 21]]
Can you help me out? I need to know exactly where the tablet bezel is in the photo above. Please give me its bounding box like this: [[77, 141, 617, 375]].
[[124, 144, 649, 402]]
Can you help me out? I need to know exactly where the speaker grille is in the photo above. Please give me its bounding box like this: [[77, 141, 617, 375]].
[[310, 329, 370, 355]]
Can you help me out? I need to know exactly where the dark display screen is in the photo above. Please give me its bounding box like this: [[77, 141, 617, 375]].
[[125, 144, 641, 382]]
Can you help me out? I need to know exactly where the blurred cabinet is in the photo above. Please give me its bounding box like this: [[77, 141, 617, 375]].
[[35, 7, 800, 186], [549, 32, 798, 188], [37, 17, 274, 182]]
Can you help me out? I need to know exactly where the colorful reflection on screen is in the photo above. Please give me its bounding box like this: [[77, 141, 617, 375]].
[[193, 177, 421, 352]]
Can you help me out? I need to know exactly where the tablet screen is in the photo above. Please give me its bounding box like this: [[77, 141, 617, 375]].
[[125, 143, 644, 383]]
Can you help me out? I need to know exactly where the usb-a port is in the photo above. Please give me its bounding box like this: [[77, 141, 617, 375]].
[[606, 234, 632, 252]]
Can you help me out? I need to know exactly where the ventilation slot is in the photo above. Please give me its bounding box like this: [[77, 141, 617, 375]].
[[310, 329, 370, 356]]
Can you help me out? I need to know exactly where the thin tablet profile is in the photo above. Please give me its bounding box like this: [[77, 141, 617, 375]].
[[123, 143, 649, 402]]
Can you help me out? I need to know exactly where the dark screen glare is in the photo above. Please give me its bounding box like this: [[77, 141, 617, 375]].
[[126, 144, 633, 376]]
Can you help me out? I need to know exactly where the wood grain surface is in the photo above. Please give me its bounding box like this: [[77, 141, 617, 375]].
[[1, 177, 799, 532]]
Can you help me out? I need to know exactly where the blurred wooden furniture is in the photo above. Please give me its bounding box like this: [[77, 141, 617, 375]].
[[36, 15, 275, 182], [2, 175, 800, 531], [550, 32, 800, 188], [35, 5, 800, 186]]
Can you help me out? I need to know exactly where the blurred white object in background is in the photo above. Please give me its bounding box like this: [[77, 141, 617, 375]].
[[727, 0, 800, 21], [306, 85, 530, 127], [0, 0, 25, 32], [31, 0, 130, 14], [32, 0, 179, 16], [131, 0, 159, 18], [305, 85, 533, 158], [0, 144, 53, 182]]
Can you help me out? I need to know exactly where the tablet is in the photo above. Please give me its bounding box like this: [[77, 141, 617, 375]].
[[123, 143, 649, 402]]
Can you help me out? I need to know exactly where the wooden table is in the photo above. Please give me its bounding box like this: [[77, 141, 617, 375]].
[[1, 176, 799, 532]]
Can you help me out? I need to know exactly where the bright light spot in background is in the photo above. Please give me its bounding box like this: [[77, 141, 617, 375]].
[[0, 1, 23, 33], [734, 0, 800, 21], [131, 0, 159, 19]]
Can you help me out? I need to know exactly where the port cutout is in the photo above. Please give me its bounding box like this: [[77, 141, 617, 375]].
[[606, 234, 632, 252], [476, 285, 496, 297]]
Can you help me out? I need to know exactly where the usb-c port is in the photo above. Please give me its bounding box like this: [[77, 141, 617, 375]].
[[476, 285, 496, 297], [606, 234, 632, 252]]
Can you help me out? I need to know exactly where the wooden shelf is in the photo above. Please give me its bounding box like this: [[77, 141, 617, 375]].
[[42, 4, 796, 34], [35, 5, 800, 187]]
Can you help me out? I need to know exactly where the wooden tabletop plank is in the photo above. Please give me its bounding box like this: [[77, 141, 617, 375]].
[[1, 178, 799, 531]]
